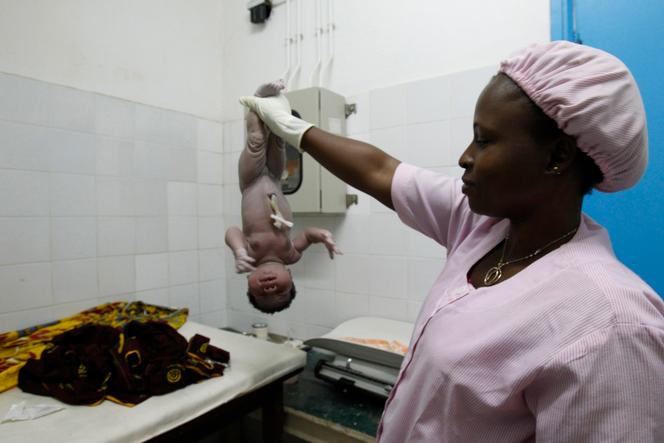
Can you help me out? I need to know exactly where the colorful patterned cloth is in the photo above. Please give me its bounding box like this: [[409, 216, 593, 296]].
[[0, 301, 188, 393]]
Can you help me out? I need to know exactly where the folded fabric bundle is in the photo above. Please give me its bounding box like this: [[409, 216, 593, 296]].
[[17, 321, 230, 406], [0, 301, 188, 393]]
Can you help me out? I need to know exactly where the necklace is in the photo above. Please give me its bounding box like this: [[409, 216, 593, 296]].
[[483, 226, 578, 286]]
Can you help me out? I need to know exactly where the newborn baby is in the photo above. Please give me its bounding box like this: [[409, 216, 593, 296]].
[[225, 81, 341, 313]]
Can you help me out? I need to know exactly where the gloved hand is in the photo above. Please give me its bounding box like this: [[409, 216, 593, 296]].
[[234, 248, 256, 273], [239, 80, 314, 152], [306, 228, 343, 259]]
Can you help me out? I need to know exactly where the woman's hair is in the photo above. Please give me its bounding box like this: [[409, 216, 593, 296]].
[[495, 73, 604, 195]]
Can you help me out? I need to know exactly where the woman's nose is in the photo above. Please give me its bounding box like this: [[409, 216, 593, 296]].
[[458, 143, 474, 169]]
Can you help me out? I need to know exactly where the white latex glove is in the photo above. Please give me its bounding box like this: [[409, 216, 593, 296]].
[[234, 248, 256, 273], [239, 84, 314, 152]]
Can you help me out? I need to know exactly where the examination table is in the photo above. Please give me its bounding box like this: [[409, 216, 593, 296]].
[[1, 321, 306, 442]]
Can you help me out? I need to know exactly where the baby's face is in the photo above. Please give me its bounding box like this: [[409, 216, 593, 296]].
[[247, 262, 293, 306]]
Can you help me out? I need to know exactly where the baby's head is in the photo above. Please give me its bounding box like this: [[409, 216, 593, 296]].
[[246, 262, 296, 313]]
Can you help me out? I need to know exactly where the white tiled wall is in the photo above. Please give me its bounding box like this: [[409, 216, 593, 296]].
[[0, 73, 227, 331], [222, 65, 496, 339]]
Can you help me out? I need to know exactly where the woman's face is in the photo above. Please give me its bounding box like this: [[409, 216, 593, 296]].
[[458, 75, 557, 219]]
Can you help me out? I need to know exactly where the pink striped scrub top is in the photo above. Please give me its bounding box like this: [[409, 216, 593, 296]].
[[377, 163, 664, 442]]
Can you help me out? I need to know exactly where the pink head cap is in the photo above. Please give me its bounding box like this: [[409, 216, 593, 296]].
[[499, 40, 648, 192]]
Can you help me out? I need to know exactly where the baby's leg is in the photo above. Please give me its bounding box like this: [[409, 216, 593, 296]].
[[238, 111, 268, 192], [266, 133, 285, 180]]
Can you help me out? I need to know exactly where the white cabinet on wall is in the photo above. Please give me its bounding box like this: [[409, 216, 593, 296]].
[[283, 87, 349, 214]]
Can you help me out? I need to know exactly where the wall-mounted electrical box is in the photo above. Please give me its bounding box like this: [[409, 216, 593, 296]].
[[282, 87, 349, 214]]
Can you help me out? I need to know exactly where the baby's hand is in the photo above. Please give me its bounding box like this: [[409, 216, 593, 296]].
[[307, 228, 343, 259], [234, 248, 256, 273]]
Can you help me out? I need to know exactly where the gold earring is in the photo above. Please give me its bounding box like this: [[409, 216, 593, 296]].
[[552, 166, 562, 175]]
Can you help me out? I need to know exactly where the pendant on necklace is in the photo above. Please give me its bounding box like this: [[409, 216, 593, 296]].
[[483, 265, 503, 286]]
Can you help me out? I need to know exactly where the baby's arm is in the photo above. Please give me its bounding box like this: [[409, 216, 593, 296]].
[[225, 226, 256, 273], [291, 228, 342, 259]]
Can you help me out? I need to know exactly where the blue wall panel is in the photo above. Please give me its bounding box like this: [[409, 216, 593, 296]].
[[552, 0, 664, 295]]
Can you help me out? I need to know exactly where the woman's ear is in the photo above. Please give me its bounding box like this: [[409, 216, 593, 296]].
[[546, 134, 577, 175]]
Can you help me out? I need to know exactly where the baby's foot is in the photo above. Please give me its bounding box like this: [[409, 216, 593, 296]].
[[255, 79, 285, 98]]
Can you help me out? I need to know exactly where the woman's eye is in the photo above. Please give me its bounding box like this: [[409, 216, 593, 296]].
[[475, 139, 489, 148]]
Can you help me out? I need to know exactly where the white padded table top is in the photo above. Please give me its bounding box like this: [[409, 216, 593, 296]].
[[0, 322, 306, 443]]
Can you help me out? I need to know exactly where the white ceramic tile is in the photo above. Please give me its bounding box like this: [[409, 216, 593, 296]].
[[406, 229, 445, 259], [169, 250, 199, 285], [402, 120, 451, 168], [134, 288, 170, 308], [52, 259, 98, 303], [98, 217, 135, 256], [169, 283, 200, 316], [135, 253, 169, 291], [50, 86, 95, 132], [51, 300, 99, 321], [300, 288, 336, 328], [0, 169, 49, 216], [0, 307, 54, 332], [0, 121, 51, 171], [222, 185, 241, 216], [198, 184, 223, 216], [96, 176, 134, 216], [50, 173, 96, 216], [199, 248, 225, 281], [135, 105, 196, 149], [96, 136, 133, 176], [333, 215, 371, 254], [368, 256, 407, 299], [405, 75, 452, 125], [406, 300, 423, 323], [168, 182, 197, 215], [345, 92, 370, 136], [449, 116, 473, 165], [369, 126, 405, 158], [95, 95, 134, 139], [197, 151, 223, 184], [97, 255, 135, 297], [135, 216, 168, 254], [0, 217, 50, 265], [198, 216, 224, 249], [0, 74, 51, 126], [370, 84, 406, 130], [227, 276, 249, 311], [198, 119, 223, 153], [167, 147, 197, 182], [133, 179, 168, 216], [302, 252, 336, 290], [0, 263, 51, 312], [368, 213, 407, 256], [134, 104, 167, 145], [449, 65, 497, 118], [222, 152, 240, 185], [199, 279, 226, 312], [51, 217, 97, 260], [168, 216, 198, 251], [335, 254, 370, 295], [369, 296, 409, 322], [199, 309, 227, 328], [48, 130, 97, 174], [407, 257, 444, 301], [165, 112, 197, 150], [226, 119, 245, 153], [132, 141, 170, 179]]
